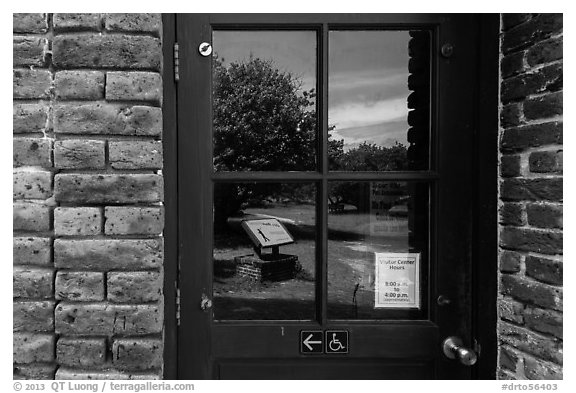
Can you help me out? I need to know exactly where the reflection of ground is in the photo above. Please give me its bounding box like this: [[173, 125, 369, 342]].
[[213, 203, 410, 320]]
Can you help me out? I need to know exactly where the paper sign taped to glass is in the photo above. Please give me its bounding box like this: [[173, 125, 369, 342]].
[[374, 252, 420, 309]]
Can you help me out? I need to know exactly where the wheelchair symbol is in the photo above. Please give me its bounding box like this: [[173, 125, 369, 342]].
[[325, 330, 348, 353], [329, 333, 345, 351]]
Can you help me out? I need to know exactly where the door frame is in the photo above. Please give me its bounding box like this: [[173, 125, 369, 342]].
[[161, 13, 499, 380]]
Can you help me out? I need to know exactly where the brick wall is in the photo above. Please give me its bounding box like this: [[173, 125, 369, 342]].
[[13, 13, 165, 379], [498, 14, 563, 380]]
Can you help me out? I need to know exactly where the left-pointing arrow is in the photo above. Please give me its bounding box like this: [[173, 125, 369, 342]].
[[303, 334, 322, 351]]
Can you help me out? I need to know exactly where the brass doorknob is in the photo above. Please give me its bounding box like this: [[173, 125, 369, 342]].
[[442, 336, 477, 366]]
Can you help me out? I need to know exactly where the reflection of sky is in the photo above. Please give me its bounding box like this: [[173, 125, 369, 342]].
[[212, 30, 410, 150]]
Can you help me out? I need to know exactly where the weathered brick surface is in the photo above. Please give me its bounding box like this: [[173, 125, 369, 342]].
[[54, 139, 105, 169], [13, 69, 52, 99], [54, 103, 162, 136], [501, 14, 562, 54], [55, 271, 105, 301], [13, 364, 56, 380], [13, 301, 55, 332], [500, 178, 562, 202], [13, 169, 52, 200], [501, 63, 562, 104], [54, 174, 163, 203], [500, 227, 562, 255], [52, 34, 161, 70], [498, 297, 524, 324], [109, 141, 163, 169], [112, 338, 163, 371], [523, 307, 562, 339], [529, 150, 562, 173], [106, 71, 162, 102], [54, 71, 105, 100], [108, 271, 162, 302], [526, 203, 562, 229], [13, 13, 48, 33], [13, 138, 52, 167], [499, 321, 562, 365], [53, 13, 102, 31], [54, 238, 163, 270], [501, 122, 562, 152], [524, 357, 562, 380], [13, 201, 51, 232], [499, 251, 523, 273], [525, 255, 562, 285], [55, 368, 161, 380], [55, 303, 163, 335], [54, 207, 102, 236], [13, 267, 54, 299], [499, 346, 520, 372], [13, 333, 55, 364], [13, 103, 48, 134], [14, 36, 47, 67], [499, 203, 524, 226], [500, 274, 562, 311], [57, 337, 106, 367], [524, 92, 562, 121], [105, 206, 164, 235], [500, 103, 522, 128], [13, 237, 52, 266], [527, 36, 562, 67], [105, 13, 161, 34], [500, 155, 521, 177]]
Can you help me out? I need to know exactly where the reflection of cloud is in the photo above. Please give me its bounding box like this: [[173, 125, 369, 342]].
[[330, 69, 406, 91], [329, 97, 408, 130], [330, 118, 409, 151]]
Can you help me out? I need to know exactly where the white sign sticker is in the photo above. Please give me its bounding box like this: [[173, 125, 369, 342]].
[[241, 219, 294, 248], [374, 252, 420, 309]]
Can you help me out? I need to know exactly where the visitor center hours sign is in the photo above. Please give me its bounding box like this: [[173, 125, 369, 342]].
[[374, 253, 420, 309]]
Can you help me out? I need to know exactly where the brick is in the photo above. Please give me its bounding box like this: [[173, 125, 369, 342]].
[[500, 103, 522, 129], [13, 103, 48, 134], [500, 274, 562, 311], [13, 237, 51, 266], [113, 338, 163, 371], [109, 140, 163, 169], [502, 14, 563, 54], [13, 138, 52, 167], [500, 155, 521, 178], [499, 321, 562, 365], [501, 227, 562, 255], [54, 71, 105, 100], [13, 267, 53, 299], [13, 69, 52, 99], [53, 34, 161, 70], [108, 271, 162, 302], [55, 368, 161, 380], [499, 251, 523, 273], [524, 306, 562, 338], [499, 202, 524, 226], [502, 14, 535, 31], [13, 333, 55, 363], [13, 169, 52, 200], [13, 364, 56, 380], [106, 71, 162, 102], [57, 337, 106, 367], [13, 300, 54, 332], [500, 178, 562, 202], [498, 297, 524, 324], [501, 51, 525, 79], [53, 13, 102, 31], [501, 122, 562, 152], [55, 303, 162, 336], [524, 357, 562, 380], [501, 64, 562, 103], [13, 13, 48, 33], [529, 150, 562, 173], [54, 103, 162, 136], [105, 13, 161, 34], [54, 139, 105, 169], [527, 36, 563, 67], [54, 207, 102, 236], [499, 346, 519, 372], [524, 92, 563, 121], [55, 174, 163, 203], [525, 255, 562, 285], [526, 203, 562, 229], [55, 272, 105, 301], [497, 370, 517, 380], [13, 202, 50, 232], [14, 36, 47, 67], [105, 206, 164, 235], [54, 238, 163, 270]]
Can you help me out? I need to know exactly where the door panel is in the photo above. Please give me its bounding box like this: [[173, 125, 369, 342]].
[[177, 13, 479, 380]]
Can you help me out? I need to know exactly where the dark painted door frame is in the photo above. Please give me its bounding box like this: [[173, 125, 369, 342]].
[[161, 13, 499, 380]]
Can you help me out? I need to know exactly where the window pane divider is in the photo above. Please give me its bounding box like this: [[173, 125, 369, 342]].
[[211, 171, 439, 182]]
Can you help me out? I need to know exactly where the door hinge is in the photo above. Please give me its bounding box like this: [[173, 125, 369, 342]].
[[176, 284, 181, 327], [174, 42, 180, 82]]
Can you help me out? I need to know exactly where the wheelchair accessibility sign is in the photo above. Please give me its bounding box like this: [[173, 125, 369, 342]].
[[325, 330, 348, 354]]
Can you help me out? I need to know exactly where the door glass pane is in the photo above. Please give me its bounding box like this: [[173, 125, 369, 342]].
[[328, 31, 430, 171], [212, 31, 318, 172], [213, 182, 316, 320], [327, 181, 429, 319]]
